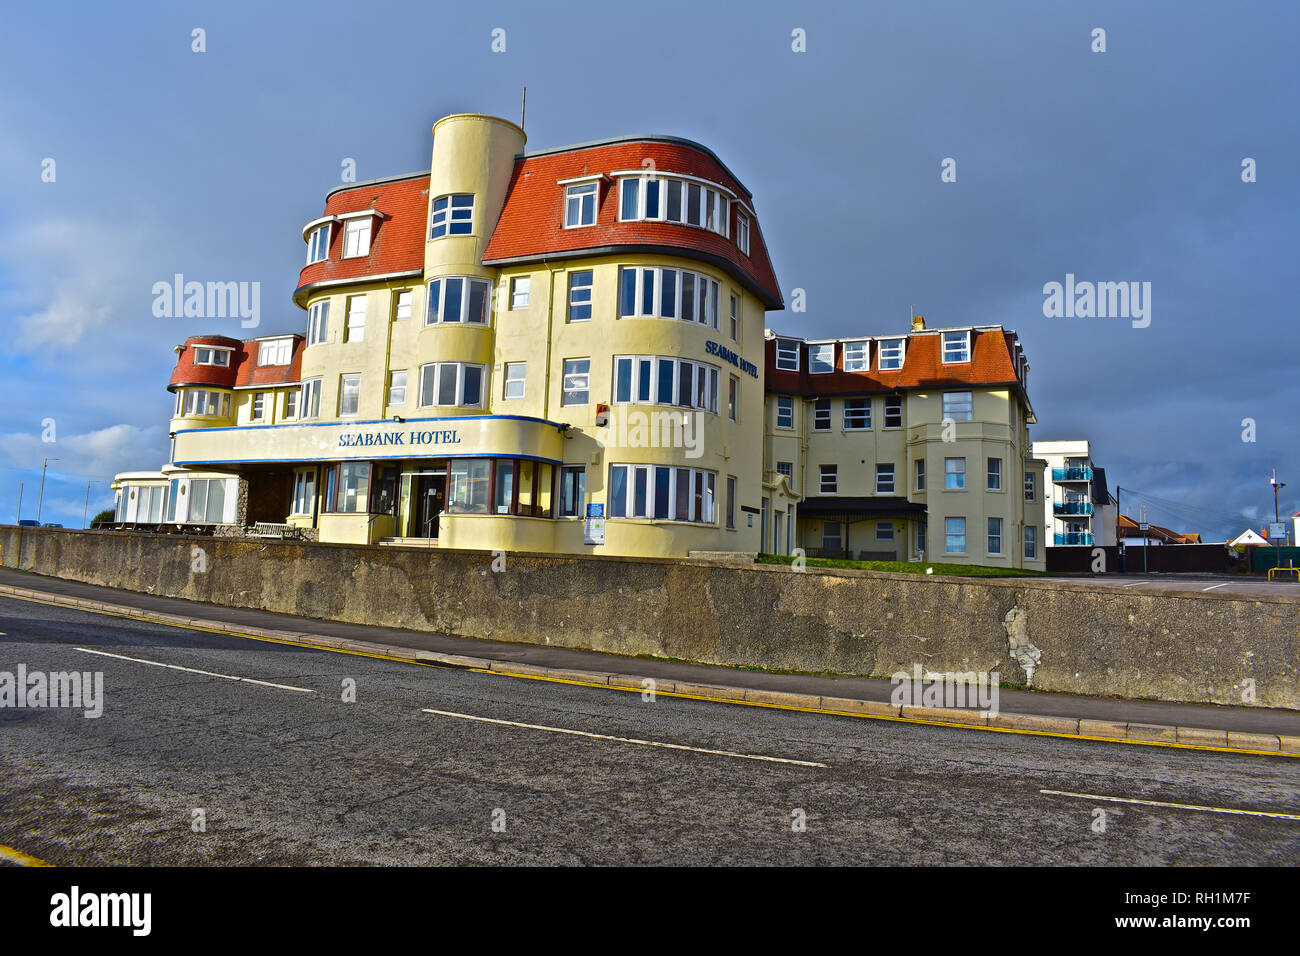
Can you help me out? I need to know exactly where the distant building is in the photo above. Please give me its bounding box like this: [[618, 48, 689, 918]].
[[763, 316, 1046, 570], [1117, 514, 1201, 546], [1031, 439, 1116, 547]]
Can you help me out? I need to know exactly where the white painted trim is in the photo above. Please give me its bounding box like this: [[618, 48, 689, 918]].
[[609, 169, 738, 200], [301, 215, 339, 240]]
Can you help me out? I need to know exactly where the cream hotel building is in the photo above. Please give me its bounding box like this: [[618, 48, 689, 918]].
[[112, 111, 1045, 570]]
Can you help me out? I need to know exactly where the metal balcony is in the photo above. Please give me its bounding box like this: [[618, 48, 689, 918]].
[[1054, 502, 1093, 516], [1052, 467, 1093, 482], [1054, 532, 1095, 546]]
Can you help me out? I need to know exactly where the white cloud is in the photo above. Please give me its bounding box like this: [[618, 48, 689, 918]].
[[0, 218, 147, 353], [0, 423, 166, 478]]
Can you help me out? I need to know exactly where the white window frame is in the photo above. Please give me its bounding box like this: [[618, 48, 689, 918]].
[[393, 289, 412, 321], [876, 521, 895, 542], [945, 457, 967, 490], [878, 338, 905, 371], [884, 395, 903, 428], [616, 175, 730, 237], [388, 370, 407, 407], [945, 517, 966, 554], [342, 217, 371, 258], [300, 378, 322, 420], [809, 343, 834, 374], [776, 395, 793, 429], [418, 362, 487, 409], [813, 398, 831, 431], [843, 340, 869, 372], [843, 398, 870, 430], [729, 295, 739, 342], [503, 362, 526, 401], [987, 457, 1002, 491], [607, 463, 716, 524], [567, 270, 593, 322], [819, 464, 837, 494], [988, 517, 1003, 555], [291, 471, 315, 516], [251, 392, 266, 421], [257, 338, 292, 366], [430, 194, 474, 238], [1024, 525, 1037, 559], [915, 458, 926, 492], [942, 391, 974, 422], [611, 355, 718, 414], [344, 295, 366, 343], [305, 223, 331, 264], [283, 389, 299, 421], [564, 182, 598, 228], [736, 211, 750, 254], [775, 339, 799, 371], [561, 358, 590, 406], [307, 301, 330, 346], [509, 276, 530, 310], [1024, 472, 1036, 501], [876, 463, 895, 494], [425, 277, 492, 325], [193, 346, 232, 367], [339, 374, 362, 417], [942, 330, 971, 364]]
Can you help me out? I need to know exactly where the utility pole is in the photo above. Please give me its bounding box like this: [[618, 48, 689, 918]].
[[1141, 504, 1149, 574], [36, 457, 59, 524], [15, 482, 22, 523], [1115, 485, 1122, 572], [1271, 470, 1286, 570], [83, 480, 97, 530]]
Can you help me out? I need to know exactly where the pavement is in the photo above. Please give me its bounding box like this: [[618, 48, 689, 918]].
[[1, 593, 1298, 865], [1036, 571, 1300, 597], [0, 567, 1297, 753]]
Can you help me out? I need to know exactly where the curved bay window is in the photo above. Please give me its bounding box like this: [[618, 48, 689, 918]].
[[445, 458, 554, 518], [324, 463, 398, 515]]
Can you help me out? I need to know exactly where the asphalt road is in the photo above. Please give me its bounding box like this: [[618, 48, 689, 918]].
[[2, 595, 1298, 865]]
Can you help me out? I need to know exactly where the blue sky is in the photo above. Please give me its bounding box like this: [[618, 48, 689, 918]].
[[1, 0, 1296, 537]]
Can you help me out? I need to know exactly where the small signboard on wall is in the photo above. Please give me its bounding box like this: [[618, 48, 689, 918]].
[[584, 503, 605, 545]]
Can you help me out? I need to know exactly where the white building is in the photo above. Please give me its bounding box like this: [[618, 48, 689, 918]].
[[1031, 439, 1116, 547]]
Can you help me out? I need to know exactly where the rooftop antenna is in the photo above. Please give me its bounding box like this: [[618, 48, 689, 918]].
[[521, 86, 526, 130]]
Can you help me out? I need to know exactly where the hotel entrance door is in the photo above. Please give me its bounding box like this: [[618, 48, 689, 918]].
[[411, 473, 445, 539]]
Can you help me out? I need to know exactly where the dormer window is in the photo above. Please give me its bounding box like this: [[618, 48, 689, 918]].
[[736, 212, 750, 255], [615, 173, 730, 237], [564, 182, 598, 228], [305, 222, 331, 264], [775, 339, 799, 372], [193, 346, 232, 367], [342, 217, 372, 258], [809, 344, 834, 374], [941, 331, 971, 364], [843, 340, 869, 371], [257, 338, 292, 367], [878, 338, 905, 370]]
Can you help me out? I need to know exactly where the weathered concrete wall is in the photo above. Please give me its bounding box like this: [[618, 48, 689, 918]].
[[3, 526, 1297, 709]]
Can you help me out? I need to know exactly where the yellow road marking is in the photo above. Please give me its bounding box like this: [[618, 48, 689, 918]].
[[0, 843, 52, 867], [3, 586, 1295, 760]]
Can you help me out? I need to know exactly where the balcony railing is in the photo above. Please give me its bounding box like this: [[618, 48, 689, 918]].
[[1052, 467, 1093, 482], [1054, 532, 1095, 546], [1054, 502, 1093, 516]]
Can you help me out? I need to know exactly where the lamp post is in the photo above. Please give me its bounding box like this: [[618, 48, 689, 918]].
[[36, 457, 59, 524], [83, 480, 99, 530], [1271, 470, 1286, 570]]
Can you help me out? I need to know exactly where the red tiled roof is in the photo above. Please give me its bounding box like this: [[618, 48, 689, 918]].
[[169, 335, 304, 391], [482, 140, 782, 309], [168, 335, 242, 390], [232, 336, 305, 388], [765, 329, 1025, 397], [293, 174, 428, 306]]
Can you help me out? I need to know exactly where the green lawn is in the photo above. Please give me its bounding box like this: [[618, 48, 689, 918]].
[[756, 553, 1043, 577]]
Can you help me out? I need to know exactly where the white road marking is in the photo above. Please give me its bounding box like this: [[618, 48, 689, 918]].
[[1201, 583, 1230, 591], [421, 707, 827, 767], [73, 647, 315, 693], [1040, 789, 1300, 822], [1120, 581, 1147, 588]]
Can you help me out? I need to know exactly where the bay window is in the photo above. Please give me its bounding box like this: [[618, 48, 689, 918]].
[[419, 362, 486, 408], [608, 464, 715, 523]]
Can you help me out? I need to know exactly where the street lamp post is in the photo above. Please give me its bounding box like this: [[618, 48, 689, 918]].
[[1271, 470, 1287, 570], [36, 457, 59, 524], [83, 480, 99, 530]]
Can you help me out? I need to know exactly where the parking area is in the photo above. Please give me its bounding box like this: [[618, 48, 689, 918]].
[[1038, 572, 1300, 597]]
